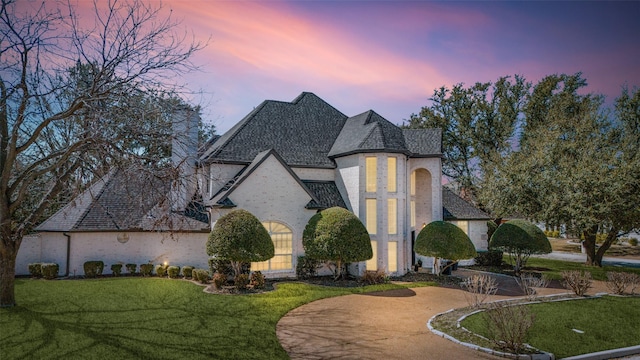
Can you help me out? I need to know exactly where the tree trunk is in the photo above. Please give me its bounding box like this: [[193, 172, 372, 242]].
[[334, 259, 342, 280], [593, 228, 619, 267], [582, 225, 599, 266], [0, 241, 18, 307]]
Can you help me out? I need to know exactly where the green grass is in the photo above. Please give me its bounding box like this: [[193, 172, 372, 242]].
[[461, 296, 640, 358], [525, 257, 640, 280], [0, 278, 433, 360]]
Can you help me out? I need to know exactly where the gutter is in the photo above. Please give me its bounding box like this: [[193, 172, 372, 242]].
[[63, 232, 71, 277]]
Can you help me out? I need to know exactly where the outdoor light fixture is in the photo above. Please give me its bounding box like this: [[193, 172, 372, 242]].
[[117, 233, 129, 243]]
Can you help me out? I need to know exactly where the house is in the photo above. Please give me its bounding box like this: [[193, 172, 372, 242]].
[[16, 92, 490, 277]]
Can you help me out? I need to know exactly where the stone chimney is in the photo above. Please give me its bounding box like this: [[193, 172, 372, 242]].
[[171, 106, 199, 211]]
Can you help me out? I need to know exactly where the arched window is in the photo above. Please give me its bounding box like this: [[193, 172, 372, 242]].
[[252, 221, 293, 271]]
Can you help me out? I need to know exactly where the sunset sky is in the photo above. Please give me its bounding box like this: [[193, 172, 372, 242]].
[[70, 1, 640, 132]]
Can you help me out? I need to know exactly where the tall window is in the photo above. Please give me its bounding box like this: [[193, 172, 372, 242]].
[[366, 198, 377, 234], [388, 241, 398, 272], [365, 157, 377, 192], [252, 222, 292, 271], [366, 240, 377, 270], [410, 200, 416, 228], [387, 157, 397, 192], [410, 170, 416, 196], [387, 198, 397, 235]]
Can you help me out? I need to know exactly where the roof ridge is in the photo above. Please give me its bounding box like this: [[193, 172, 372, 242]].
[[72, 169, 118, 230], [357, 122, 381, 149]]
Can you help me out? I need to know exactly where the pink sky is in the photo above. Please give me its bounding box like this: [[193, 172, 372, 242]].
[[47, 1, 640, 132]]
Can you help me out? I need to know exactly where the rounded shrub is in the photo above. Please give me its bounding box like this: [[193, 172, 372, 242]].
[[303, 207, 372, 279], [83, 261, 104, 278], [140, 263, 154, 277], [110, 264, 123, 276], [207, 209, 274, 277], [28, 263, 43, 278], [182, 266, 194, 279], [41, 263, 59, 279], [250, 271, 265, 289], [155, 264, 168, 277], [125, 263, 137, 275], [167, 266, 180, 279], [415, 221, 477, 261], [234, 273, 249, 290], [489, 219, 551, 275], [212, 272, 227, 289]]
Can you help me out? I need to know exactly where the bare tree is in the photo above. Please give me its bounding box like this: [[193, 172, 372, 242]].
[[0, 0, 204, 307]]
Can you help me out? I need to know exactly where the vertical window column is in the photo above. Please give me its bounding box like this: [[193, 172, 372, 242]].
[[365, 157, 377, 193]]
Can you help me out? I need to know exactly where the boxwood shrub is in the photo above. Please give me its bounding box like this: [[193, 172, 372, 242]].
[[28, 263, 43, 278], [140, 263, 154, 277], [193, 269, 210, 284], [41, 263, 59, 279], [235, 273, 249, 290], [250, 271, 265, 289], [83, 261, 104, 278], [111, 264, 123, 276], [125, 263, 137, 275], [182, 266, 194, 279], [155, 264, 168, 277], [167, 266, 180, 279]]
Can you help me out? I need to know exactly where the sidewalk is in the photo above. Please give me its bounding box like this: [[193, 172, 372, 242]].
[[534, 251, 640, 268]]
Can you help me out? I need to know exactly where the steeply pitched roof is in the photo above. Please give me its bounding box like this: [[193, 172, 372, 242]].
[[200, 92, 348, 168], [328, 110, 442, 158], [210, 149, 322, 209], [36, 168, 209, 232], [442, 187, 491, 220], [302, 181, 347, 209]]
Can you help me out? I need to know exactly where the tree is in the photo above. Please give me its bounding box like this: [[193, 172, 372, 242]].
[[480, 74, 640, 266], [489, 220, 551, 275], [206, 210, 274, 278], [405, 76, 529, 203], [0, 0, 204, 307], [302, 207, 372, 280], [415, 221, 477, 275]]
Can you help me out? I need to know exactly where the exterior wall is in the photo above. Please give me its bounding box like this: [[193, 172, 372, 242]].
[[291, 167, 335, 181], [16, 231, 209, 276], [334, 155, 359, 212], [204, 163, 245, 203], [211, 154, 318, 277], [468, 220, 489, 251]]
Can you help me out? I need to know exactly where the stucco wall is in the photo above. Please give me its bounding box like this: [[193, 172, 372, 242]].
[[16, 231, 209, 276], [468, 220, 489, 251], [291, 167, 335, 181], [204, 163, 245, 203], [334, 155, 359, 213]]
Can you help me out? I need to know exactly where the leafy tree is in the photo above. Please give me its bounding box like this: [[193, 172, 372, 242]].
[[206, 210, 274, 278], [406, 76, 529, 203], [303, 207, 372, 280], [415, 221, 477, 275], [489, 220, 551, 275], [480, 74, 640, 266], [0, 0, 203, 307]]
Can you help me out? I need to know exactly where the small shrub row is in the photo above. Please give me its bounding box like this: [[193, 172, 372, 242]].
[[361, 269, 387, 285], [474, 250, 503, 267], [84, 261, 104, 278], [543, 230, 560, 238], [41, 263, 59, 279], [111, 264, 123, 276], [296, 255, 321, 279], [155, 264, 168, 277], [192, 269, 210, 284], [28, 263, 43, 278]]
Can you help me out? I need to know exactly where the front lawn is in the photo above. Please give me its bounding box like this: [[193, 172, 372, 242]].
[[0, 278, 432, 360], [461, 296, 640, 358]]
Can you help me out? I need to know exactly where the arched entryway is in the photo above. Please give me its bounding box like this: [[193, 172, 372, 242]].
[[251, 221, 293, 271], [410, 168, 433, 229]]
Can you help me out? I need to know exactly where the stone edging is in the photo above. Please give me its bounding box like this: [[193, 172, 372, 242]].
[[427, 293, 640, 360]]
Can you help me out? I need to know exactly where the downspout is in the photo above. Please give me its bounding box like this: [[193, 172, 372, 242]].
[[63, 232, 71, 277]]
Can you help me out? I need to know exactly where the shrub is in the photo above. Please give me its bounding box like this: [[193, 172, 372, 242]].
[[208, 258, 248, 278], [561, 270, 592, 296], [516, 273, 550, 300], [461, 274, 497, 308], [474, 250, 504, 267], [296, 255, 320, 279], [415, 221, 477, 276], [212, 272, 227, 289], [303, 207, 373, 280], [182, 266, 194, 279], [484, 302, 535, 354], [489, 220, 551, 276], [234, 273, 249, 290], [41, 263, 59, 279], [140, 263, 154, 277], [629, 238, 639, 246], [28, 263, 43, 278], [361, 269, 387, 285], [110, 264, 123, 276], [167, 266, 180, 279], [606, 272, 640, 295], [155, 264, 168, 277], [206, 209, 274, 277], [250, 271, 265, 289], [83, 261, 104, 278], [193, 269, 210, 284], [125, 263, 137, 275]]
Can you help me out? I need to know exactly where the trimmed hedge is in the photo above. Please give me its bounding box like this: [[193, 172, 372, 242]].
[[415, 221, 477, 261], [474, 250, 504, 266], [155, 264, 168, 277], [140, 263, 154, 277], [125, 263, 137, 274], [182, 266, 194, 279], [167, 266, 180, 279], [490, 220, 552, 255], [41, 263, 59, 279], [28, 263, 43, 278], [83, 261, 104, 278], [192, 269, 210, 284], [111, 264, 123, 276]]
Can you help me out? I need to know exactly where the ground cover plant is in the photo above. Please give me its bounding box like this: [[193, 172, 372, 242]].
[[461, 296, 640, 358], [0, 278, 433, 359]]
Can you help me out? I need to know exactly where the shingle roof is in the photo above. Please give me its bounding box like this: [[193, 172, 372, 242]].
[[442, 187, 491, 220], [200, 92, 348, 168], [36, 168, 209, 232], [403, 128, 442, 157], [302, 181, 347, 209]]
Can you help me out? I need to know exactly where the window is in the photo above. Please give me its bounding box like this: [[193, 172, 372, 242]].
[[365, 157, 377, 192], [366, 240, 377, 270], [251, 222, 292, 271], [366, 198, 377, 235], [387, 198, 397, 235], [410, 200, 416, 228], [388, 241, 398, 272], [410, 170, 416, 196], [387, 157, 397, 192], [451, 220, 469, 235]]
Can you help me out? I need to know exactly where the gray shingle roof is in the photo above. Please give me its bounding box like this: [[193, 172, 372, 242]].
[[200, 92, 348, 168], [403, 128, 442, 157], [442, 187, 491, 220], [302, 181, 347, 209], [36, 168, 209, 232]]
